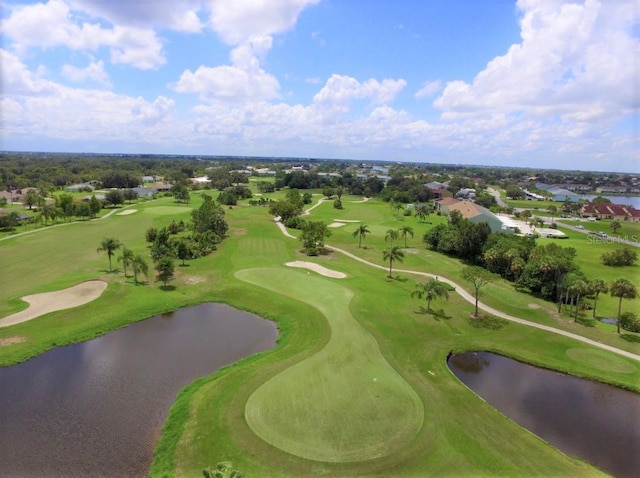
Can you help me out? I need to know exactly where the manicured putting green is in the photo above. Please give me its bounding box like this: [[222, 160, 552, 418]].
[[235, 268, 424, 463]]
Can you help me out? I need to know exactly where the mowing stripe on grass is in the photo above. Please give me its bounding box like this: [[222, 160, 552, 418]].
[[235, 267, 424, 463]]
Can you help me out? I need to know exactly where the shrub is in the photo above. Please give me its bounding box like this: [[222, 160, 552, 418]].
[[619, 312, 640, 333], [602, 248, 637, 267], [284, 217, 306, 230], [333, 199, 343, 209]]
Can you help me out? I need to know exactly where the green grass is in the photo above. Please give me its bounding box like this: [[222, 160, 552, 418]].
[[237, 267, 423, 463], [1, 192, 638, 477]]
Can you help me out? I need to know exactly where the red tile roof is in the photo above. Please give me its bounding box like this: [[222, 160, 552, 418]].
[[582, 202, 640, 217]]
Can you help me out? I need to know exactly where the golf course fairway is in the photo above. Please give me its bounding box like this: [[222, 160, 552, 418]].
[[236, 267, 424, 463]]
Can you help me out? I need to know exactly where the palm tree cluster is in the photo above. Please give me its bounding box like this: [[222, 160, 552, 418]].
[[97, 237, 149, 285]]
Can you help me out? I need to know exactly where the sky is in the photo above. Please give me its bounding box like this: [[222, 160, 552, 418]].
[[1, 0, 639, 172]]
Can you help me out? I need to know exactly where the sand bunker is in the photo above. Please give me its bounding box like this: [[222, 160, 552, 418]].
[[116, 209, 138, 216], [0, 280, 108, 328], [285, 261, 346, 279], [333, 219, 361, 223], [328, 222, 347, 228], [0, 336, 27, 347]]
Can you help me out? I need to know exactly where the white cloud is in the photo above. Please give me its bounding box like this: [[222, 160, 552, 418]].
[[415, 80, 441, 99], [61, 59, 111, 87], [172, 63, 280, 102], [312, 74, 407, 117], [208, 0, 321, 45], [2, 0, 166, 70], [68, 0, 204, 33], [2, 50, 179, 144], [171, 39, 281, 103], [434, 0, 639, 124]]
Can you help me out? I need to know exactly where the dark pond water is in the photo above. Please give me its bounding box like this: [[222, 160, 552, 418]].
[[448, 352, 640, 478], [0, 303, 278, 478]]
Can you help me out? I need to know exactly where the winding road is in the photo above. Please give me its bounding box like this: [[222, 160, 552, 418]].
[[276, 201, 640, 363]]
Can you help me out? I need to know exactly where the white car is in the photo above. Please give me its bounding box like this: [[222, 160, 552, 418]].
[[576, 225, 584, 230]]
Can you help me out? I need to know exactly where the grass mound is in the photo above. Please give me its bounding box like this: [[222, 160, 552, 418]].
[[236, 267, 424, 462]]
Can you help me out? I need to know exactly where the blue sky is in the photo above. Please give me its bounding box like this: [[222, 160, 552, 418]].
[[1, 0, 638, 172]]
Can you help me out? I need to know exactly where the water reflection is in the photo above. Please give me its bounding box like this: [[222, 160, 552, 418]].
[[0, 303, 278, 478], [448, 351, 640, 478]]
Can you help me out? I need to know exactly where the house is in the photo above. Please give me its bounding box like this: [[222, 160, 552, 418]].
[[66, 182, 94, 193], [435, 197, 460, 213], [581, 202, 640, 222], [535, 183, 580, 202], [446, 200, 513, 234], [149, 183, 173, 193], [548, 187, 581, 202], [456, 188, 476, 200], [431, 188, 453, 200], [425, 181, 448, 191], [522, 189, 545, 201]]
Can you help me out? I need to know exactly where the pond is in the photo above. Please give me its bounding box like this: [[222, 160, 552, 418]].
[[0, 303, 278, 477], [448, 351, 640, 478]]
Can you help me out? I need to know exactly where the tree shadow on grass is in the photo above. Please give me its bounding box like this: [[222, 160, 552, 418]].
[[620, 333, 640, 344], [159, 285, 177, 292], [178, 263, 190, 268], [575, 316, 597, 327], [414, 306, 452, 321], [387, 275, 408, 282], [467, 316, 509, 330]]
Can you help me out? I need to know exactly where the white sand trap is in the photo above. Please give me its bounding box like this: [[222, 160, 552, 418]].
[[116, 209, 138, 215], [333, 219, 361, 223], [0, 280, 108, 328], [328, 222, 347, 228], [285, 261, 346, 279]]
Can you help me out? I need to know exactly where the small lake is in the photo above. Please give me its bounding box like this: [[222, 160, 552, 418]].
[[581, 195, 640, 208], [0, 303, 278, 478], [448, 352, 640, 478]]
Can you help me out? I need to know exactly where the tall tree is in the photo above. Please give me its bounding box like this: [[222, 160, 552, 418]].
[[383, 246, 404, 279], [97, 237, 122, 272], [155, 256, 175, 287], [415, 204, 430, 223], [132, 254, 149, 285], [88, 195, 102, 217], [23, 189, 39, 210], [411, 278, 449, 311], [610, 278, 638, 334], [610, 220, 621, 234], [399, 226, 414, 247], [462, 266, 496, 318], [352, 224, 370, 248], [566, 278, 589, 320], [118, 246, 135, 277], [385, 228, 399, 246], [300, 221, 331, 256], [588, 278, 608, 318]]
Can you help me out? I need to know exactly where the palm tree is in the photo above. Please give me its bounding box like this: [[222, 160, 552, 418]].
[[352, 224, 370, 248], [567, 279, 589, 320], [589, 278, 608, 318], [399, 226, 414, 247], [132, 254, 149, 285], [411, 278, 449, 311], [610, 278, 638, 334], [385, 228, 399, 246], [97, 237, 122, 272], [118, 246, 135, 277], [383, 246, 404, 279], [415, 204, 430, 223]]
